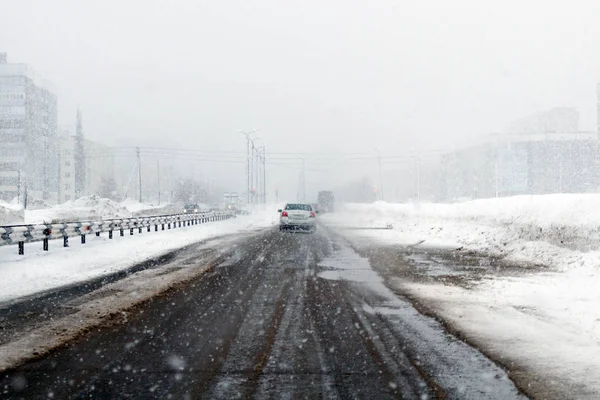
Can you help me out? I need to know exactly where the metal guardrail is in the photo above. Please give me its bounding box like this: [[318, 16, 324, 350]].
[[0, 211, 235, 255]]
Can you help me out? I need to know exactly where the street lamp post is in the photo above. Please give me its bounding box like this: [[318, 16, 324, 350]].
[[239, 130, 258, 206]]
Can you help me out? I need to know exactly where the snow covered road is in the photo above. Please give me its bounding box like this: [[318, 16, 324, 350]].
[[0, 226, 523, 399]]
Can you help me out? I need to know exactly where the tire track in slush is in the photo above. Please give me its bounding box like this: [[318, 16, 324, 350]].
[[344, 287, 446, 399], [205, 232, 311, 399], [242, 274, 293, 398], [306, 275, 427, 399]]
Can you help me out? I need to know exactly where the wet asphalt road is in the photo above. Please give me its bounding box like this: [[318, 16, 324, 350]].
[[1, 227, 524, 399]]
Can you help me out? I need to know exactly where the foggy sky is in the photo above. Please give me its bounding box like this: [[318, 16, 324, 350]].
[[2, 0, 600, 200]]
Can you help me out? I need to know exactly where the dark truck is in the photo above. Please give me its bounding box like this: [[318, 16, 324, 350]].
[[317, 191, 335, 213]]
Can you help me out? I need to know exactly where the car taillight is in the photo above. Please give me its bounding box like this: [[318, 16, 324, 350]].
[[281, 211, 289, 217], [310, 211, 316, 218]]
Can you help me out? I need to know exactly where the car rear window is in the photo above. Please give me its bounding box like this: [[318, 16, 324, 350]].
[[285, 204, 312, 211]]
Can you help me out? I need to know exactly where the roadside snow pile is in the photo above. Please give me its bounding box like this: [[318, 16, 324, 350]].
[[0, 201, 24, 225], [323, 194, 600, 270], [327, 196, 600, 397], [26, 196, 131, 224], [17, 195, 235, 225], [120, 198, 163, 214]]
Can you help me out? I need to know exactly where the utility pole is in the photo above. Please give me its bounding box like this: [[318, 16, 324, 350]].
[[301, 158, 306, 202], [375, 148, 384, 201], [136, 147, 142, 203], [17, 170, 21, 204], [247, 138, 251, 205], [170, 165, 173, 203], [262, 147, 267, 205], [157, 159, 160, 205], [251, 142, 255, 206], [416, 156, 421, 202]]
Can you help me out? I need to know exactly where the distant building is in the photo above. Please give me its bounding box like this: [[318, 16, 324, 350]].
[[85, 139, 114, 199], [438, 107, 600, 201], [0, 53, 58, 204], [58, 131, 115, 203], [440, 131, 599, 201], [505, 107, 580, 136], [58, 130, 76, 203]]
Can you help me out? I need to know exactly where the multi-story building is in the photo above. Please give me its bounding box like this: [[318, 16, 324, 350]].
[[58, 130, 115, 203], [85, 139, 114, 199], [439, 129, 599, 201], [58, 130, 76, 202], [0, 53, 58, 204]]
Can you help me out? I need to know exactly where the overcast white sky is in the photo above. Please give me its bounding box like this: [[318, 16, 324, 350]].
[[2, 0, 600, 199]]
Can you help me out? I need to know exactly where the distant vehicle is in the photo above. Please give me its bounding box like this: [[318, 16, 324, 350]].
[[317, 191, 335, 213], [278, 203, 317, 233], [183, 203, 200, 213]]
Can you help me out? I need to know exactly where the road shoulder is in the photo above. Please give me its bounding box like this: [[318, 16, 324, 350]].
[[344, 232, 600, 400]]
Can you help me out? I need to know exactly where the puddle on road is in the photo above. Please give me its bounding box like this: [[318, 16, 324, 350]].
[[317, 245, 384, 284], [353, 242, 540, 291], [405, 254, 467, 277], [318, 269, 383, 283]]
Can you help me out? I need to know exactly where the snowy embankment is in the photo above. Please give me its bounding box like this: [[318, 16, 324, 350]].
[[323, 195, 600, 398], [0, 195, 178, 225], [326, 194, 600, 269], [25, 196, 168, 224], [0, 201, 24, 225], [0, 210, 278, 304]]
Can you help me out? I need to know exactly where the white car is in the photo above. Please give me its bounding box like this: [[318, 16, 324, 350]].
[[278, 203, 317, 232]]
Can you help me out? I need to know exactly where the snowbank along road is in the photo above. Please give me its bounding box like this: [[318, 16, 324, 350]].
[[0, 226, 525, 399]]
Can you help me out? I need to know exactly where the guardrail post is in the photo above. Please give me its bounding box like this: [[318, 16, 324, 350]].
[[18, 241, 24, 255], [64, 236, 69, 247], [43, 238, 49, 251], [130, 228, 134, 235], [81, 234, 86, 244], [155, 224, 158, 231], [109, 230, 113, 239]]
